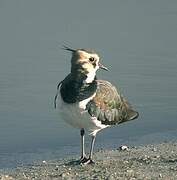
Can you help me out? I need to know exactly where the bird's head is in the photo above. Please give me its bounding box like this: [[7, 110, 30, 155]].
[[62, 46, 108, 82]]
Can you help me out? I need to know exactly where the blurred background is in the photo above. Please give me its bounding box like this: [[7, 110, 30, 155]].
[[0, 0, 177, 168]]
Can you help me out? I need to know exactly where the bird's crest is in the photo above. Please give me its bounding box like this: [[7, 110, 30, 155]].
[[61, 45, 76, 53]]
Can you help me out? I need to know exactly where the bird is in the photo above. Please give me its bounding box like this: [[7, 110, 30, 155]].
[[54, 46, 139, 165]]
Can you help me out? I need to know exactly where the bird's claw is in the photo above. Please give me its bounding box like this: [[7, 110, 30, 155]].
[[80, 158, 95, 165], [79, 155, 88, 164]]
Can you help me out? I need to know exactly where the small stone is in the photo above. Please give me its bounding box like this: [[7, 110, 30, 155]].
[[144, 155, 150, 159], [60, 173, 66, 178], [159, 173, 162, 178], [124, 160, 129, 164], [108, 175, 114, 180], [42, 160, 47, 164], [127, 169, 134, 173], [169, 167, 176, 171], [55, 167, 59, 171], [126, 169, 134, 177], [119, 145, 129, 151], [152, 147, 157, 152], [1, 175, 14, 180], [154, 155, 160, 158], [23, 172, 27, 178], [93, 168, 100, 173]]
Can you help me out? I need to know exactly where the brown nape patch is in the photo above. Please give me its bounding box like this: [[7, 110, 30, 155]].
[[71, 51, 87, 65], [71, 52, 80, 64], [77, 50, 88, 60], [76, 50, 98, 61]]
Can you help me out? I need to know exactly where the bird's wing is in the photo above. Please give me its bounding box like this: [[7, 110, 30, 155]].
[[86, 80, 139, 125], [54, 81, 62, 108]]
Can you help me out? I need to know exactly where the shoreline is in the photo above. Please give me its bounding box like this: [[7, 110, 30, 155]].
[[1, 140, 177, 179]]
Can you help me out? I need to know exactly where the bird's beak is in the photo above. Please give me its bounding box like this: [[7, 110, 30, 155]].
[[98, 62, 109, 71]]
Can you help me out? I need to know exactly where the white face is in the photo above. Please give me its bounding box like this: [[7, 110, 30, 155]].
[[71, 49, 108, 82], [77, 50, 100, 73]]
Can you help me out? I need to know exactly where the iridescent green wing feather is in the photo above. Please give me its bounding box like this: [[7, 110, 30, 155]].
[[86, 80, 139, 125]]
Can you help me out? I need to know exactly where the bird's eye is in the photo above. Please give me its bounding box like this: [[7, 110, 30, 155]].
[[89, 57, 95, 62]]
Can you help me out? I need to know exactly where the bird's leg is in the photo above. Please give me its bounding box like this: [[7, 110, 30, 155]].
[[82, 135, 96, 165], [79, 128, 87, 163], [88, 135, 96, 163]]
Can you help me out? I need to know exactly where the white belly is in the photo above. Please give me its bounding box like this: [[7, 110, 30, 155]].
[[55, 92, 109, 136]]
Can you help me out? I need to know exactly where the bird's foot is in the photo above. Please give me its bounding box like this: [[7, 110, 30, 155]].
[[79, 155, 88, 164], [80, 158, 95, 165]]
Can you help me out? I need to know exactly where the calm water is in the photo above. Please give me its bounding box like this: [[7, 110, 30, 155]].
[[0, 1, 177, 168]]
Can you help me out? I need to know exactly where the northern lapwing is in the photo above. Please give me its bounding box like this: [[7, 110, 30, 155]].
[[54, 46, 139, 164]]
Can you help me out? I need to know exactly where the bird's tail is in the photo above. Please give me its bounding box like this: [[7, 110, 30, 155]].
[[127, 109, 139, 121]]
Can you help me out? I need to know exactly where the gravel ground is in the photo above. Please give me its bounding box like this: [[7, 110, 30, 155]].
[[1, 141, 177, 180]]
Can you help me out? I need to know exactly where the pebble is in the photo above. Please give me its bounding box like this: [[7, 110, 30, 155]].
[[126, 169, 134, 177], [152, 148, 157, 152], [55, 165, 59, 170], [169, 167, 177, 171], [159, 173, 162, 178], [154, 155, 160, 158], [107, 175, 115, 180], [123, 160, 129, 164], [1, 175, 14, 180], [60, 173, 66, 178], [55, 167, 59, 171], [42, 160, 47, 164], [119, 145, 129, 151]]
